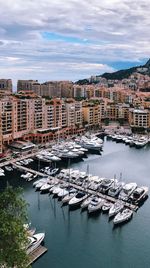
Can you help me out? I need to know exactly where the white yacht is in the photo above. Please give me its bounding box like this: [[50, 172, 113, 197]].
[[109, 201, 124, 218], [5, 166, 13, 171], [40, 183, 52, 193], [118, 182, 137, 201], [81, 195, 93, 209], [69, 192, 88, 207], [113, 209, 133, 225], [108, 181, 124, 197], [102, 201, 113, 212], [33, 177, 49, 187], [57, 187, 70, 198], [88, 197, 104, 213], [134, 137, 148, 148], [99, 178, 113, 193], [129, 186, 149, 204], [50, 155, 61, 162], [27, 232, 45, 254], [61, 189, 77, 204]]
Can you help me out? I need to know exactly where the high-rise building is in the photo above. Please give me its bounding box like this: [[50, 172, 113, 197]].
[[17, 80, 38, 92], [0, 79, 12, 92]]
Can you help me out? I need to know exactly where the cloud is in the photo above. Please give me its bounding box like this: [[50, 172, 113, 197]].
[[0, 0, 149, 86]]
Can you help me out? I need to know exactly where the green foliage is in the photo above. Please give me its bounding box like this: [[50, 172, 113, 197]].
[[0, 186, 30, 268]]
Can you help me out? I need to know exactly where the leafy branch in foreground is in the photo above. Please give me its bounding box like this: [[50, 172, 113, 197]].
[[0, 186, 30, 268]]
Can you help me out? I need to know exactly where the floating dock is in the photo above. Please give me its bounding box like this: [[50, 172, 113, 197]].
[[28, 245, 47, 265]]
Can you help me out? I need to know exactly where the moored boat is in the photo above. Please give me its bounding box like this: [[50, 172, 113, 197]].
[[27, 232, 45, 254], [69, 192, 88, 207], [129, 186, 149, 205], [109, 201, 124, 218], [113, 208, 133, 225], [102, 201, 113, 212], [88, 196, 104, 213], [118, 182, 137, 201]]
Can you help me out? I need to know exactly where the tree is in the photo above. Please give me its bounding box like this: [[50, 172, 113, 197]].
[[0, 186, 30, 268]]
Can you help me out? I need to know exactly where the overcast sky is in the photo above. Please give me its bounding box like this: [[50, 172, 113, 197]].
[[0, 0, 149, 87]]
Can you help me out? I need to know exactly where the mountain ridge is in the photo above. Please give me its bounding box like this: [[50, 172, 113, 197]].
[[76, 59, 150, 85]]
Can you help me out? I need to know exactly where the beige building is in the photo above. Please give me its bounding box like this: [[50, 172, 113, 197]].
[[17, 80, 38, 92], [0, 79, 12, 92], [83, 103, 100, 127], [129, 109, 150, 129], [65, 99, 83, 128]]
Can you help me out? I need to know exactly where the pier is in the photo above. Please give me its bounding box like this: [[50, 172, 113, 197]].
[[13, 163, 139, 212], [28, 245, 47, 265], [12, 163, 47, 177]]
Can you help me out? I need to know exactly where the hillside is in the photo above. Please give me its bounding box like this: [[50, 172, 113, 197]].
[[76, 59, 150, 84]]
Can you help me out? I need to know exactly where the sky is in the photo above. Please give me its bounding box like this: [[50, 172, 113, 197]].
[[0, 0, 150, 87]]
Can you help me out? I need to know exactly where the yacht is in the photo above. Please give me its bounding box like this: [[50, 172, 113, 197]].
[[108, 181, 124, 197], [52, 185, 65, 196], [5, 166, 13, 171], [99, 178, 113, 193], [69, 192, 88, 207], [109, 201, 124, 218], [134, 137, 148, 149], [61, 189, 77, 204], [102, 201, 113, 212], [40, 182, 52, 193], [27, 232, 45, 254], [88, 197, 104, 213], [57, 187, 72, 198], [129, 186, 149, 204], [35, 181, 47, 190], [113, 209, 133, 225], [118, 182, 137, 201], [81, 195, 93, 209], [50, 155, 61, 162], [33, 177, 49, 187]]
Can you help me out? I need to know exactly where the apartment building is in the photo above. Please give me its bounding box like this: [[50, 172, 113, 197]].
[[17, 80, 38, 92], [0, 79, 12, 92], [129, 109, 150, 129], [0, 96, 13, 146], [82, 103, 101, 127], [45, 99, 62, 129]]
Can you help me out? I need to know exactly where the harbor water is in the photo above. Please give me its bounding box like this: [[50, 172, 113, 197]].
[[1, 138, 150, 268]]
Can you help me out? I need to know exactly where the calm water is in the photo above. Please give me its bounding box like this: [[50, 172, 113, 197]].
[[1, 139, 150, 268]]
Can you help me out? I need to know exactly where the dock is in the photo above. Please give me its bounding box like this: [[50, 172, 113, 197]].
[[13, 163, 139, 212], [28, 245, 47, 265], [12, 163, 47, 177]]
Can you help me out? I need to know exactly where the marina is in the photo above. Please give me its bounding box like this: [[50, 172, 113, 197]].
[[1, 138, 150, 268], [13, 162, 139, 212]]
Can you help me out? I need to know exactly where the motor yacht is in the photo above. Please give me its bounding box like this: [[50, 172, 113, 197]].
[[102, 201, 113, 212], [61, 189, 77, 204], [57, 187, 72, 198], [27, 232, 45, 254], [99, 178, 113, 193], [108, 181, 124, 197], [113, 208, 133, 225], [40, 182, 52, 193], [134, 137, 148, 149], [129, 186, 149, 204], [118, 182, 137, 201], [5, 166, 13, 171], [88, 197, 104, 213], [81, 195, 93, 209], [69, 192, 88, 207], [33, 177, 49, 187], [109, 201, 124, 218]]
